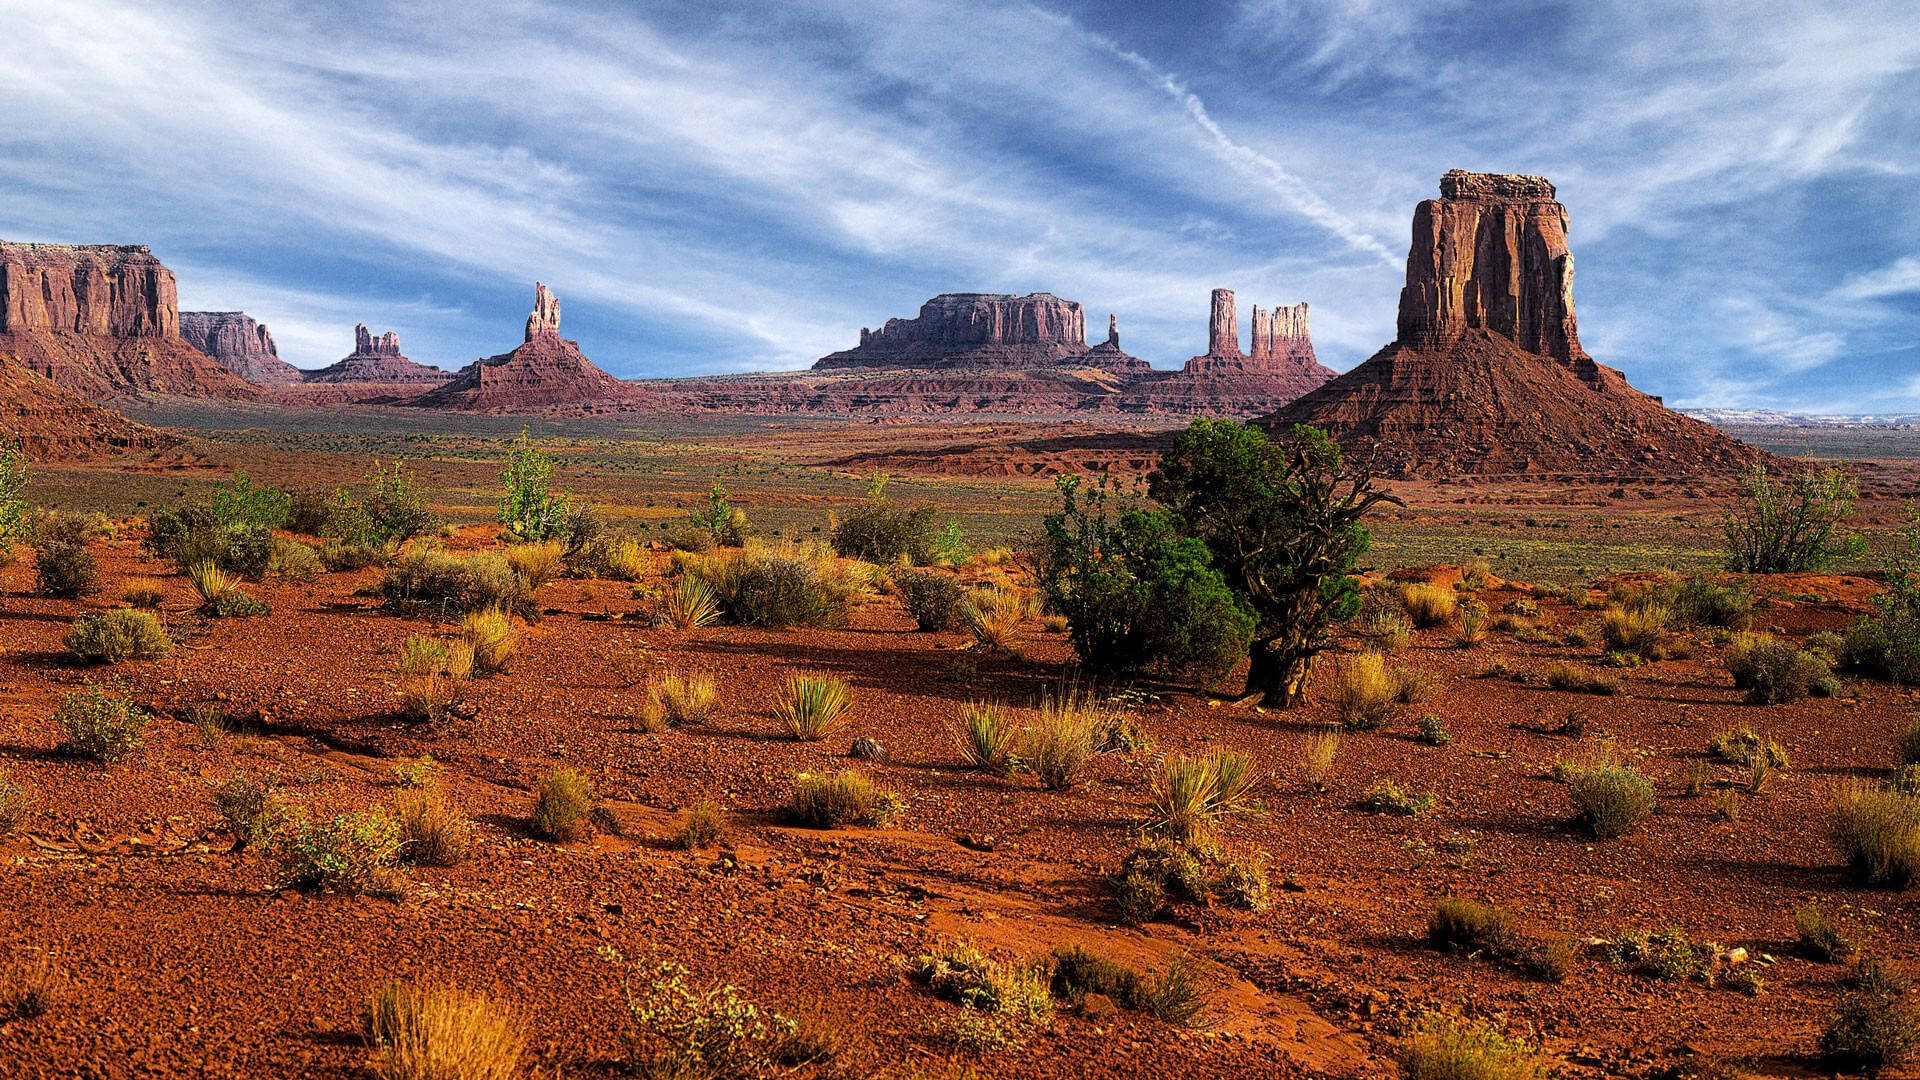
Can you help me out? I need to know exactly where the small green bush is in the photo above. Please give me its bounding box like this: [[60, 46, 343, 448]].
[[64, 609, 170, 664], [831, 478, 939, 564], [1822, 966, 1920, 1073], [1566, 764, 1655, 838], [1795, 902, 1855, 962], [728, 555, 850, 629], [381, 551, 531, 619], [272, 808, 404, 895], [895, 569, 968, 632], [1544, 662, 1619, 695], [212, 771, 279, 852], [33, 515, 98, 597], [1728, 636, 1831, 704], [1614, 926, 1711, 982], [1360, 779, 1435, 816], [54, 685, 147, 762]]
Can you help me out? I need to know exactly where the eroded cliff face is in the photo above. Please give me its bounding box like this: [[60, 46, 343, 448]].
[[1266, 171, 1771, 481], [303, 324, 449, 385], [410, 283, 644, 412], [816, 292, 1131, 371], [1396, 170, 1587, 372], [0, 356, 182, 460], [0, 242, 253, 398], [180, 311, 304, 384]]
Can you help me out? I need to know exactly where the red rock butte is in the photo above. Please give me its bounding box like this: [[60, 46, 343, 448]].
[[1263, 170, 1772, 481], [180, 311, 304, 385], [304, 323, 450, 385], [410, 282, 645, 412], [815, 292, 1147, 372], [0, 241, 255, 399]]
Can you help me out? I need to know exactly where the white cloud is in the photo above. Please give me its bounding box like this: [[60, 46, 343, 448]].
[[1835, 257, 1920, 302]]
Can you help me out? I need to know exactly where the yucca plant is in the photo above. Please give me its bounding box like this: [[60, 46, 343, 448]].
[[459, 607, 516, 676], [963, 585, 1027, 653], [1147, 748, 1260, 846], [660, 575, 721, 629], [950, 701, 1020, 777], [185, 559, 233, 606], [777, 673, 853, 741]]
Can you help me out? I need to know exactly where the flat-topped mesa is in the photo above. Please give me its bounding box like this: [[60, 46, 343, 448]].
[[304, 324, 449, 385], [1398, 169, 1588, 374], [181, 311, 304, 384], [816, 292, 1145, 372], [525, 282, 561, 342], [0, 240, 255, 398]]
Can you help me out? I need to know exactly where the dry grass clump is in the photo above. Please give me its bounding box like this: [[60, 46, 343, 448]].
[[122, 577, 167, 609], [1402, 1012, 1550, 1080], [1300, 730, 1340, 790], [459, 607, 516, 676], [1566, 764, 1656, 838], [64, 609, 171, 664], [1429, 898, 1518, 955], [963, 584, 1028, 653], [1899, 718, 1920, 767], [676, 798, 727, 850], [1795, 902, 1856, 962], [910, 940, 1053, 1021], [505, 540, 565, 590], [1021, 689, 1101, 790], [1830, 781, 1920, 888], [1393, 666, 1437, 705], [1146, 749, 1259, 847], [0, 774, 30, 836], [1401, 584, 1458, 627], [1707, 726, 1790, 768], [646, 673, 718, 729], [393, 785, 472, 867], [789, 770, 902, 828], [394, 636, 470, 723], [1601, 604, 1670, 659], [366, 981, 524, 1080], [1544, 662, 1619, 695], [950, 701, 1020, 776], [776, 673, 853, 741], [54, 685, 148, 763], [530, 767, 598, 842], [1, 955, 62, 1021], [1338, 652, 1395, 730], [211, 771, 279, 852], [659, 574, 722, 629], [186, 558, 270, 617], [1821, 959, 1920, 1073], [600, 951, 802, 1076]]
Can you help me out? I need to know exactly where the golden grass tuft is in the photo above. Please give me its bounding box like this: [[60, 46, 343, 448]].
[[185, 559, 234, 605], [504, 541, 564, 590], [367, 982, 524, 1080], [1021, 688, 1101, 791], [1300, 730, 1340, 790], [459, 608, 516, 677], [776, 673, 853, 741], [1402, 1012, 1549, 1080], [646, 673, 718, 730], [1400, 584, 1458, 627], [1830, 781, 1920, 888], [393, 785, 472, 867], [790, 770, 902, 828], [1338, 652, 1394, 730], [530, 767, 597, 842], [1602, 604, 1671, 659], [676, 798, 727, 850]]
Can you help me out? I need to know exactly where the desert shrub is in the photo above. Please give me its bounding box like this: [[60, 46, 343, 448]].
[[64, 609, 170, 664], [1050, 945, 1139, 1004], [1359, 600, 1415, 651], [1217, 849, 1273, 911], [1134, 955, 1211, 1028], [1898, 719, 1920, 768], [677, 798, 727, 850], [504, 541, 564, 590], [1, 955, 60, 1022], [394, 636, 468, 723], [381, 551, 530, 620], [531, 768, 597, 842], [1830, 782, 1920, 887], [962, 584, 1029, 653], [1602, 604, 1670, 659], [1416, 714, 1452, 746], [650, 673, 718, 727], [1021, 689, 1099, 790], [832, 475, 939, 564], [1842, 512, 1920, 685], [1457, 600, 1489, 646], [498, 429, 572, 543], [1338, 652, 1394, 730], [54, 685, 147, 762], [683, 480, 752, 550], [459, 608, 516, 676], [1033, 475, 1254, 682], [1459, 560, 1491, 592], [911, 940, 1052, 1021], [324, 462, 440, 550], [1300, 730, 1340, 789], [1567, 764, 1656, 838], [1393, 666, 1436, 705], [285, 487, 335, 535], [208, 471, 291, 530], [1726, 635, 1830, 704], [32, 514, 97, 597], [659, 574, 722, 629], [1544, 662, 1618, 695], [1402, 1013, 1549, 1080], [1725, 463, 1860, 573], [951, 701, 1019, 777], [600, 950, 797, 1078], [1661, 578, 1754, 629], [573, 535, 648, 582], [1110, 861, 1171, 924], [186, 560, 263, 616], [1523, 936, 1578, 984], [211, 771, 279, 851], [1707, 726, 1790, 769], [1146, 749, 1259, 847], [1795, 902, 1855, 962], [729, 554, 850, 629], [393, 786, 471, 867], [789, 770, 901, 828], [1429, 897, 1518, 955], [1360, 779, 1435, 816], [1614, 927, 1712, 982], [367, 981, 524, 1080], [273, 808, 403, 895], [0, 438, 27, 563], [0, 774, 30, 835], [1821, 965, 1920, 1073], [263, 537, 322, 582], [1401, 584, 1457, 627], [775, 673, 852, 741]]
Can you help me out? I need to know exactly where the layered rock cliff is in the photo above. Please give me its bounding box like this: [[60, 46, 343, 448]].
[[304, 324, 450, 384], [0, 356, 181, 461], [180, 311, 304, 384], [1266, 171, 1770, 481], [0, 241, 255, 398], [815, 292, 1147, 372], [410, 283, 645, 412]]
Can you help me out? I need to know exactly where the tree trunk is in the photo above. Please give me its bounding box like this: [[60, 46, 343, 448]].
[[1245, 640, 1311, 707]]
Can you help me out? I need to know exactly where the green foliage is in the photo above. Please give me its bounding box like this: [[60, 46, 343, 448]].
[[1033, 475, 1253, 683], [64, 609, 171, 663], [54, 684, 147, 762], [686, 481, 750, 548], [0, 438, 27, 560], [325, 461, 439, 550], [1795, 902, 1855, 962], [727, 555, 849, 628], [1844, 510, 1920, 685], [1147, 420, 1399, 705], [930, 520, 969, 565], [1360, 779, 1436, 816], [1724, 463, 1862, 573], [212, 771, 280, 852], [380, 550, 531, 620], [895, 568, 968, 631], [910, 940, 1053, 1021], [1614, 927, 1712, 982], [1402, 1013, 1550, 1080], [497, 428, 572, 542], [32, 514, 97, 597], [1728, 636, 1832, 704], [1429, 898, 1518, 955], [831, 475, 938, 564], [208, 472, 291, 530], [1822, 963, 1920, 1072], [600, 948, 797, 1079], [272, 808, 404, 895], [1566, 764, 1656, 838], [531, 768, 597, 842]]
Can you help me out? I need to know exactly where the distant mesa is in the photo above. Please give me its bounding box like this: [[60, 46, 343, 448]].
[[304, 323, 450, 385], [1264, 169, 1771, 480], [0, 240, 256, 399], [180, 311, 304, 384], [814, 292, 1149, 373], [410, 282, 645, 412]]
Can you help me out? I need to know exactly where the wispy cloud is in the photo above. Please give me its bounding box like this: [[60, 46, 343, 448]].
[[1835, 257, 1920, 302]]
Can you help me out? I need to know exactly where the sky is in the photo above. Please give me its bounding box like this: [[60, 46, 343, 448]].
[[1, 0, 1916, 413]]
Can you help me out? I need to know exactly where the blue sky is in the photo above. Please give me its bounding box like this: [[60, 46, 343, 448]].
[[1, 0, 1916, 412]]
